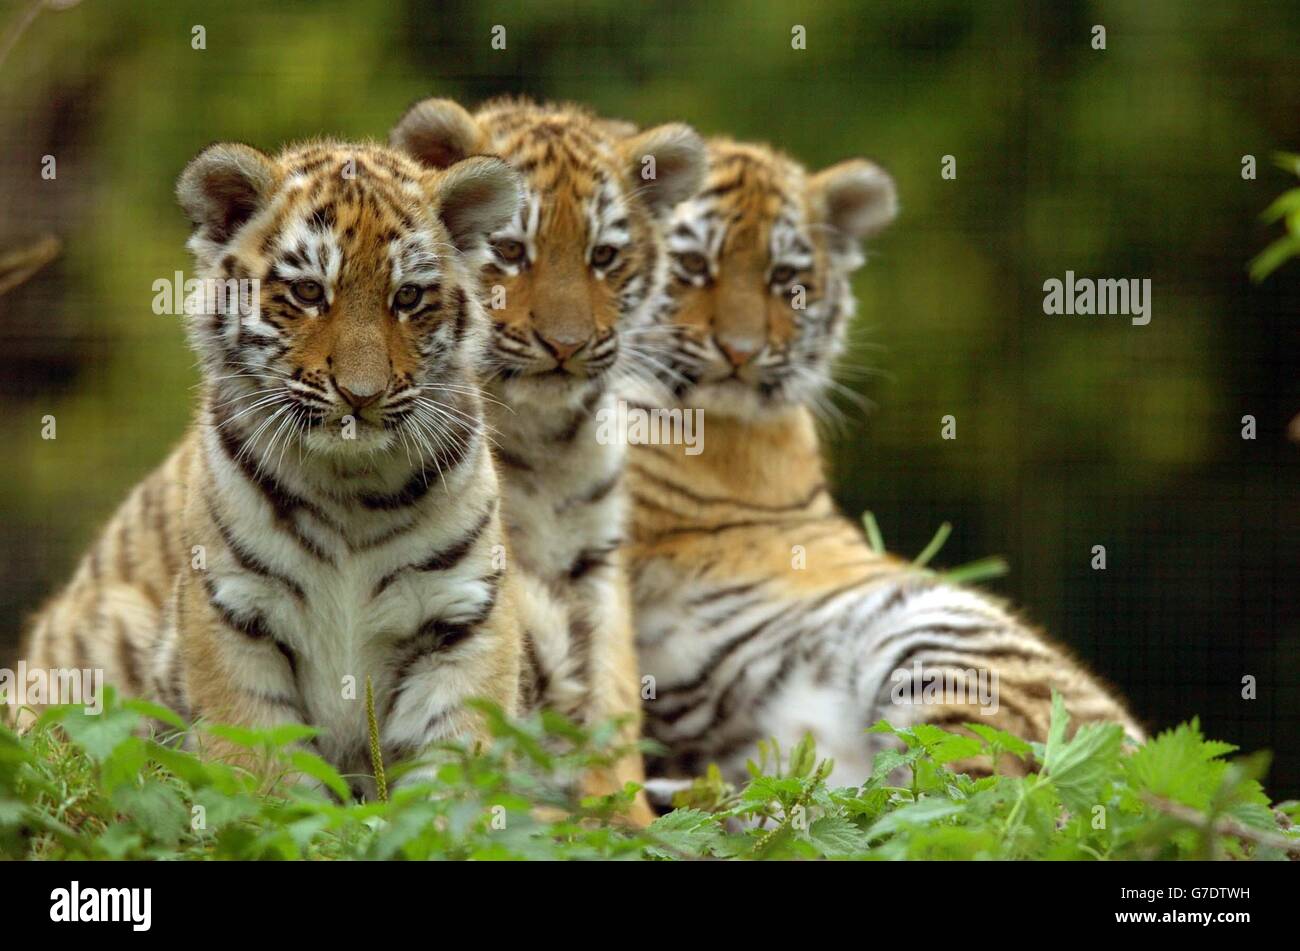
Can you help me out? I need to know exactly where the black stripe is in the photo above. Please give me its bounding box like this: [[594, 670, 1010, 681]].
[[867, 643, 1049, 717], [202, 574, 272, 641], [559, 470, 621, 511], [520, 629, 548, 711], [631, 462, 828, 513], [568, 543, 619, 582], [372, 506, 494, 597], [214, 414, 335, 562], [553, 393, 602, 443], [386, 572, 502, 716], [359, 429, 476, 510], [352, 516, 419, 552], [207, 500, 306, 601], [655, 576, 885, 727], [359, 464, 440, 511], [686, 581, 767, 608], [494, 447, 533, 471], [872, 620, 1003, 652], [697, 177, 746, 200], [652, 600, 809, 718], [880, 644, 1048, 678], [639, 513, 836, 541], [157, 633, 189, 721], [568, 615, 594, 686], [384, 621, 478, 720], [276, 640, 299, 679], [113, 618, 142, 695], [452, 286, 469, 340]]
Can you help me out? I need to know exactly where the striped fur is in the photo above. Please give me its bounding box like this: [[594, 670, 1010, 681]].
[[624, 140, 1143, 793], [392, 98, 705, 823], [15, 140, 528, 797]]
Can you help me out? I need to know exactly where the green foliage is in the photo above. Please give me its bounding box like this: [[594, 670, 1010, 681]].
[[1249, 152, 1300, 281], [2, 690, 1294, 860], [862, 510, 1010, 585]]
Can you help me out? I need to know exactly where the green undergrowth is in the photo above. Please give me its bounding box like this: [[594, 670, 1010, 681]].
[[0, 690, 1295, 860]]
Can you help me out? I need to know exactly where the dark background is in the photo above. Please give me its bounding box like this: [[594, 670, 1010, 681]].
[[1, 0, 1296, 794]]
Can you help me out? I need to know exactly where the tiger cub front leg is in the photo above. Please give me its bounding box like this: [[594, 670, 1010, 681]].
[[378, 583, 524, 787], [576, 570, 655, 827], [175, 570, 312, 788]]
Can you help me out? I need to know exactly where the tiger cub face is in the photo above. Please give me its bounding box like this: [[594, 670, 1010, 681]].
[[177, 140, 520, 458], [391, 97, 705, 410], [658, 139, 897, 419]]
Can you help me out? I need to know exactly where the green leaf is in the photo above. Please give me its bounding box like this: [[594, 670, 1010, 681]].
[[865, 797, 963, 841], [1040, 692, 1124, 814], [788, 732, 818, 777], [57, 705, 140, 763], [1249, 234, 1300, 282], [1273, 151, 1300, 175], [645, 808, 722, 858], [144, 741, 218, 789], [806, 815, 871, 857], [1126, 719, 1230, 810], [965, 722, 1033, 759], [913, 521, 952, 568], [910, 723, 984, 764], [741, 775, 806, 804], [869, 746, 922, 785], [1259, 186, 1300, 223], [288, 750, 351, 801], [941, 556, 1010, 585], [123, 698, 189, 732], [862, 510, 886, 553]]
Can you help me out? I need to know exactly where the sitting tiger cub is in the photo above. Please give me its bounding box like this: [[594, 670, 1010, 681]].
[[624, 139, 1144, 794], [391, 97, 706, 824], [15, 140, 527, 796]]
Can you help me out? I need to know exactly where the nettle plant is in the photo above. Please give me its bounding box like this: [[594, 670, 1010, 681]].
[[0, 689, 1295, 860]]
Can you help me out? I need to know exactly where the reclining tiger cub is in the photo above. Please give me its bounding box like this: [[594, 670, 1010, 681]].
[[621, 138, 1144, 797]]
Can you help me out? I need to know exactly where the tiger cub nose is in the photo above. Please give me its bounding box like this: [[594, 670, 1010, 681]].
[[716, 336, 759, 368], [334, 379, 385, 410], [535, 330, 586, 363]]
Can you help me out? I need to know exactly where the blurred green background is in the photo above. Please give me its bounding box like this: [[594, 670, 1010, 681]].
[[1, 0, 1297, 793]]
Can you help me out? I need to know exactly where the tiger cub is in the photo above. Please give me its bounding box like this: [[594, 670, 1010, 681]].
[[15, 140, 526, 795], [624, 139, 1144, 793], [391, 97, 705, 821]]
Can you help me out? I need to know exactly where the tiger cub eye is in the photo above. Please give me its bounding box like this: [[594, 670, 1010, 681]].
[[493, 239, 526, 264], [591, 244, 619, 267], [290, 279, 325, 305], [394, 284, 422, 310], [678, 252, 709, 276], [769, 264, 797, 285]]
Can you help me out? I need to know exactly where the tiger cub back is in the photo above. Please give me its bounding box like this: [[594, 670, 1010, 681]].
[[625, 139, 1143, 791], [16, 139, 529, 796]]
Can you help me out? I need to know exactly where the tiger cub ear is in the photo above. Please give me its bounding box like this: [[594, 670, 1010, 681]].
[[391, 98, 487, 170], [619, 123, 707, 216], [176, 143, 275, 243], [435, 156, 522, 253], [807, 159, 898, 244]]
